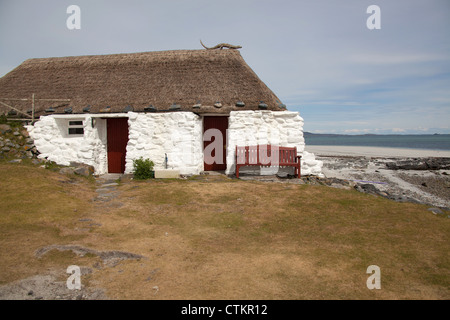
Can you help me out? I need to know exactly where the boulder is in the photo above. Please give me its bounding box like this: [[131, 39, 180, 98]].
[[0, 124, 11, 134], [386, 158, 450, 170], [59, 167, 75, 175], [73, 164, 95, 177], [428, 207, 445, 215], [354, 183, 380, 195]]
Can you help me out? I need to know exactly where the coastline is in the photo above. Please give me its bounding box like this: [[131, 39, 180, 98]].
[[305, 145, 450, 158], [305, 145, 450, 210]]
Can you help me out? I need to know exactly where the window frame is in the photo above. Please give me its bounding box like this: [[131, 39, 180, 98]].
[[68, 119, 85, 136]]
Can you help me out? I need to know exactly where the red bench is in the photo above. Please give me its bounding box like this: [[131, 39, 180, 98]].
[[235, 145, 302, 179]]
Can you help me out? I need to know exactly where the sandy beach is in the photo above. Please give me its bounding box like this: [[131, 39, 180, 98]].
[[306, 145, 450, 158], [305, 145, 450, 209]]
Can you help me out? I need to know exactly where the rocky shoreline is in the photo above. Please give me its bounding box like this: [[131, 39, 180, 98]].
[[238, 155, 449, 212], [314, 155, 450, 211]]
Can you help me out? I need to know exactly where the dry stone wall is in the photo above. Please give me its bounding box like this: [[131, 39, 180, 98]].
[[0, 123, 38, 159]]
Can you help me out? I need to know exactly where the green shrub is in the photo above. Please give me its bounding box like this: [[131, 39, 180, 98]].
[[132, 157, 154, 180]]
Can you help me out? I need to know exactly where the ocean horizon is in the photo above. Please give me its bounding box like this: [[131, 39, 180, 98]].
[[304, 133, 450, 151]]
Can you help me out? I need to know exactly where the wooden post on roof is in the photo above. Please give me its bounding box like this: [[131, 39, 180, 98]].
[[0, 97, 70, 123], [31, 93, 35, 123], [0, 100, 32, 118]]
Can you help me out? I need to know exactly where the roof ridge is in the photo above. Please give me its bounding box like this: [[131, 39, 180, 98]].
[[22, 49, 242, 64]]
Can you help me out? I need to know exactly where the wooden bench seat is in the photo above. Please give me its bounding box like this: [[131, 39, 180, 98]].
[[235, 145, 301, 179]]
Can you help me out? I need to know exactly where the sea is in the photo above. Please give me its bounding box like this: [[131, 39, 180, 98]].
[[304, 133, 450, 151]]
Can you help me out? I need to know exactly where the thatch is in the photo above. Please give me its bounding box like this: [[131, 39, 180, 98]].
[[0, 49, 286, 117]]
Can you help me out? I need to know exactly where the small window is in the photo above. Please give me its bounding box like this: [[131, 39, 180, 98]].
[[68, 127, 84, 135], [68, 120, 84, 135]]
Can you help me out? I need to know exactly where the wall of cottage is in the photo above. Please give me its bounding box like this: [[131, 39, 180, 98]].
[[26, 110, 322, 177], [27, 112, 204, 175], [26, 115, 108, 173], [226, 110, 323, 176], [125, 112, 203, 175]]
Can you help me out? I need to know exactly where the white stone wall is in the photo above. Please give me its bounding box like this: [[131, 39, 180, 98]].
[[26, 115, 107, 173], [27, 110, 322, 177], [125, 112, 203, 175], [226, 110, 323, 176]]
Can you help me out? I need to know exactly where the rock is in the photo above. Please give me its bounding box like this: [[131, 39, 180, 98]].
[[355, 183, 379, 195], [425, 158, 450, 170], [59, 167, 75, 175], [0, 124, 11, 134], [9, 159, 22, 164], [276, 172, 289, 178], [428, 208, 444, 215], [330, 183, 351, 190], [13, 131, 20, 136], [73, 165, 95, 177], [2, 147, 10, 152], [386, 158, 450, 171]]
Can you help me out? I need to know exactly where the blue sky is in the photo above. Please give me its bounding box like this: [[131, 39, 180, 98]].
[[1, 0, 449, 134]]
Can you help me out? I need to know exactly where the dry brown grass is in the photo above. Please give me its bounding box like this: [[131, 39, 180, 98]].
[[0, 162, 448, 299]]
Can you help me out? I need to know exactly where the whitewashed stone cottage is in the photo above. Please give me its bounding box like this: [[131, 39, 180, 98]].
[[0, 49, 322, 176]]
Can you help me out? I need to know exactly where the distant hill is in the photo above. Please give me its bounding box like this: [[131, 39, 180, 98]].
[[304, 132, 345, 137]]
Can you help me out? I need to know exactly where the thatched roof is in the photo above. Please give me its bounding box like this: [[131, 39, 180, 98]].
[[0, 49, 286, 117]]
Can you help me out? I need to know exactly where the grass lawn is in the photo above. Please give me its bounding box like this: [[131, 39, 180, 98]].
[[0, 160, 448, 299]]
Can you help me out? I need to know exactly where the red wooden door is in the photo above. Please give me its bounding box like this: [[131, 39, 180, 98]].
[[107, 118, 129, 173], [203, 116, 228, 171]]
